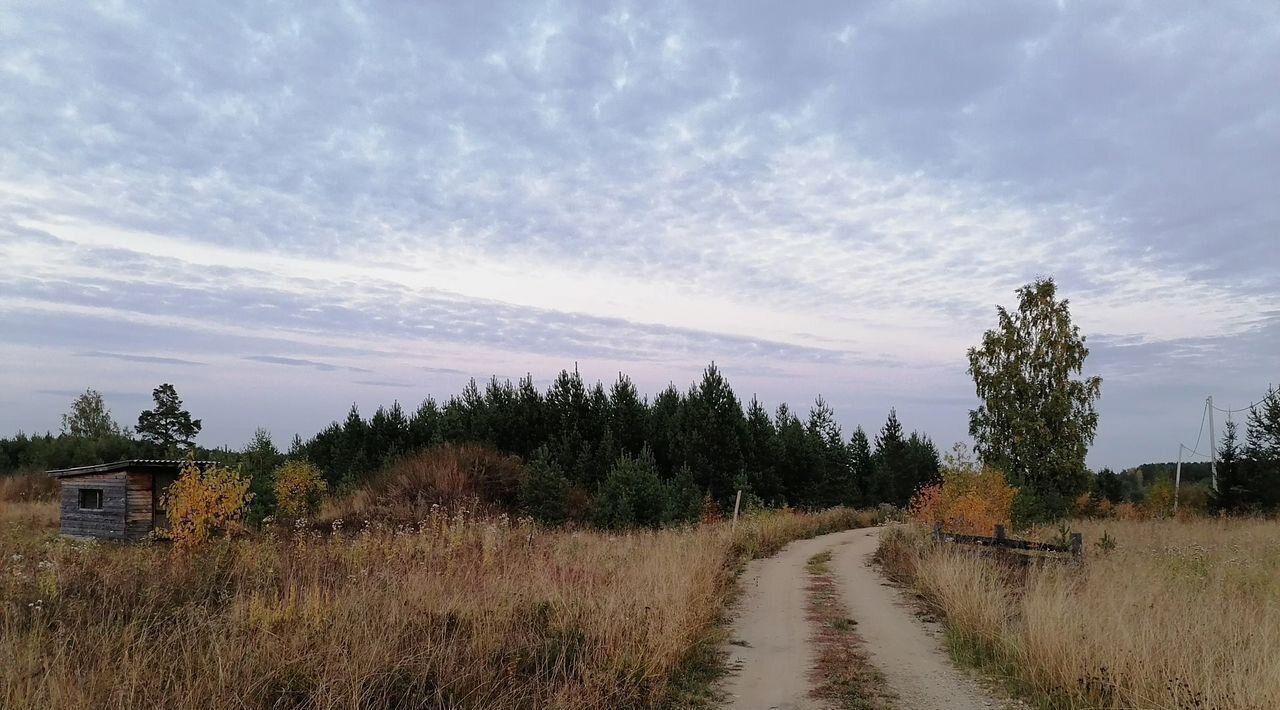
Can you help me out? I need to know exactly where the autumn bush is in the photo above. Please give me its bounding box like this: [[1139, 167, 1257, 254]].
[[321, 443, 525, 526], [907, 448, 1017, 535], [271, 459, 327, 520], [163, 459, 253, 547], [0, 501, 877, 710]]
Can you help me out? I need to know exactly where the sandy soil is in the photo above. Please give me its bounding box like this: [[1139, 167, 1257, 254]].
[[719, 531, 849, 709], [720, 526, 1000, 710], [829, 527, 997, 710]]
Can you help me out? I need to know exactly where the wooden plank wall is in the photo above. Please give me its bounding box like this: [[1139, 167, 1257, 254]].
[[59, 472, 128, 540], [126, 472, 154, 540]]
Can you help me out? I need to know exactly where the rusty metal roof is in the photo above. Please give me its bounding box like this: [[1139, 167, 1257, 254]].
[[45, 459, 218, 478]]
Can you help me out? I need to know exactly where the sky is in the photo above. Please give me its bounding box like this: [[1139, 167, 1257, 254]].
[[2, 1, 1277, 470]]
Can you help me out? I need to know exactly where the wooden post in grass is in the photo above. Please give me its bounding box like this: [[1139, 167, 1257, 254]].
[[933, 523, 943, 544], [1071, 532, 1083, 557], [994, 524, 1006, 544], [731, 489, 742, 531]]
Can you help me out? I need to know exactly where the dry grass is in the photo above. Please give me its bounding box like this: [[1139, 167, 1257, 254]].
[[0, 500, 58, 530], [0, 472, 58, 503], [804, 550, 893, 710], [877, 519, 1280, 709], [0, 500, 873, 710]]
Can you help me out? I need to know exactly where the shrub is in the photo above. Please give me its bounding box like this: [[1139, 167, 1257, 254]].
[[1112, 501, 1147, 520], [664, 467, 703, 525], [1144, 478, 1176, 517], [592, 452, 670, 529], [520, 451, 571, 525], [322, 444, 525, 526], [272, 460, 327, 520], [163, 459, 253, 547], [908, 455, 1017, 535]]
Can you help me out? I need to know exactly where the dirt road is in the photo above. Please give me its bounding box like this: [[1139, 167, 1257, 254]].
[[720, 526, 998, 710]]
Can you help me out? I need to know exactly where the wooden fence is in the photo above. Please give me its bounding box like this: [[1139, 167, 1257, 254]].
[[932, 524, 1082, 558]]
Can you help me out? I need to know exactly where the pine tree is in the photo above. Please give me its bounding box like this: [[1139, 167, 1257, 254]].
[[647, 384, 684, 473], [609, 374, 649, 458], [903, 432, 942, 501], [136, 384, 202, 456], [241, 428, 283, 522], [334, 404, 369, 485], [678, 364, 746, 504], [513, 375, 547, 458], [546, 368, 589, 434], [808, 397, 854, 507], [743, 396, 782, 504], [368, 402, 410, 468], [484, 377, 520, 453], [409, 398, 441, 450], [1213, 419, 1249, 513], [847, 427, 874, 508], [1245, 387, 1280, 462], [774, 403, 818, 506], [871, 409, 907, 506], [520, 448, 571, 525]]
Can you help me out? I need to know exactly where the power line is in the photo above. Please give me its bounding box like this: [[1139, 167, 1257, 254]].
[[1179, 443, 1210, 459], [1210, 385, 1280, 415], [1191, 400, 1208, 454]]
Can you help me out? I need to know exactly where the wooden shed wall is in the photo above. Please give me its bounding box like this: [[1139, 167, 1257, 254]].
[[126, 472, 155, 540], [59, 472, 128, 540]]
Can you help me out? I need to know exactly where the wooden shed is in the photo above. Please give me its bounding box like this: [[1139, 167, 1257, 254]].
[[46, 460, 208, 540]]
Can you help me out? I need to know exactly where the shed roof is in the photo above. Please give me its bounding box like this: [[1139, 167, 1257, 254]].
[[46, 459, 217, 478]]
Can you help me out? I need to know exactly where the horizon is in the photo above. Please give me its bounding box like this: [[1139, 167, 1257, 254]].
[[3, 2, 1278, 472]]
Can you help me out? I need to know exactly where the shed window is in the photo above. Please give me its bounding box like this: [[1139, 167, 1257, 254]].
[[78, 488, 104, 510]]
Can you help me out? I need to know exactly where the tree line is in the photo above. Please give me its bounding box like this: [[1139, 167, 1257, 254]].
[[0, 365, 942, 517], [295, 363, 941, 512], [1, 384, 203, 474]]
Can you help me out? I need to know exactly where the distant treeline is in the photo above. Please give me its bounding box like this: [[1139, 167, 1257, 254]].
[[0, 364, 942, 512], [295, 364, 941, 510]]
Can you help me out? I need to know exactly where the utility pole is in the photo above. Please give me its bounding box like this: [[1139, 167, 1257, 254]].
[[1174, 445, 1183, 512], [1207, 396, 1218, 492]]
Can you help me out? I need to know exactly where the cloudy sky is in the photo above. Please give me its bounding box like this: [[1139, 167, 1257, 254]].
[[2, 1, 1277, 469]]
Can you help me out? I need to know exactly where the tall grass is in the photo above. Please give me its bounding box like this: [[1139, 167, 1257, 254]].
[[0, 472, 58, 503], [0, 501, 875, 709], [877, 519, 1280, 709]]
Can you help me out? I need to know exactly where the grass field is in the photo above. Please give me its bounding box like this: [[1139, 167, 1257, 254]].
[[0, 498, 877, 709], [877, 518, 1280, 709]]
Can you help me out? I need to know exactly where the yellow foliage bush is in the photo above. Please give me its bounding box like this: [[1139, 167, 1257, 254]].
[[1112, 502, 1147, 520], [1144, 478, 1176, 517], [908, 447, 1018, 535], [163, 459, 252, 547], [272, 460, 327, 520]]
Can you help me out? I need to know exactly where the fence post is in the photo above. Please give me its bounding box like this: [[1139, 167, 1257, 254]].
[[994, 524, 1005, 544], [933, 523, 943, 544], [731, 489, 742, 532], [1071, 532, 1083, 557]]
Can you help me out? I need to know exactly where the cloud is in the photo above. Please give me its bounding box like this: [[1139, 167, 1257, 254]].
[[0, 0, 1276, 467], [76, 351, 205, 366], [243, 356, 372, 374], [420, 366, 469, 376]]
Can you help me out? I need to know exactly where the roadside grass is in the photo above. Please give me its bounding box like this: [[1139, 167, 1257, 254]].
[[805, 550, 894, 710], [875, 519, 1280, 710], [0, 501, 878, 710]]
